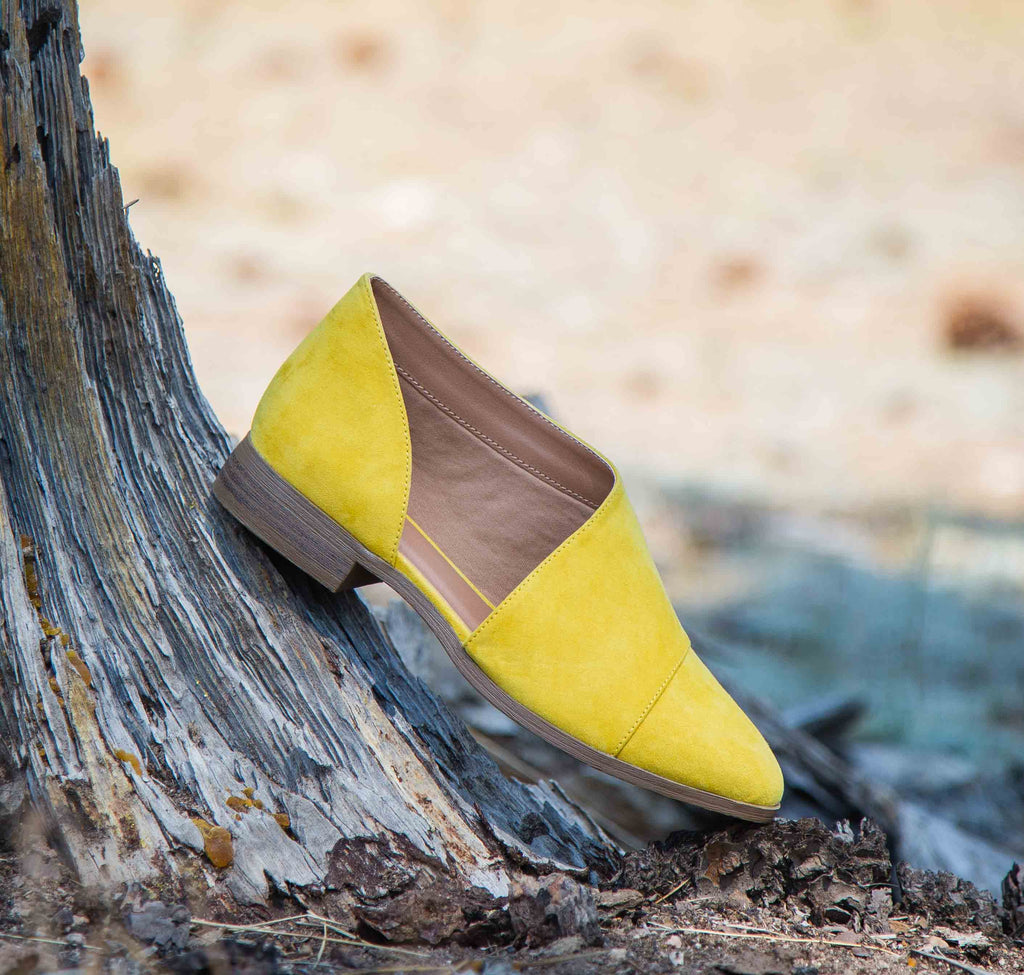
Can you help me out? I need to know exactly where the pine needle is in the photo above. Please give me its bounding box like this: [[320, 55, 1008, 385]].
[[0, 931, 100, 951], [189, 915, 428, 959]]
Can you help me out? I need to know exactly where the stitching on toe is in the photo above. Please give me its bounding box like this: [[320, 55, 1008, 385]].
[[612, 646, 691, 758]]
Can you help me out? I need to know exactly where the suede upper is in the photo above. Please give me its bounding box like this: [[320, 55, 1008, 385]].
[[464, 479, 688, 755], [250, 276, 411, 564], [245, 274, 784, 809], [463, 477, 783, 807]]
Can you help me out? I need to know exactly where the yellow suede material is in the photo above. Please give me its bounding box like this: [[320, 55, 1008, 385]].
[[617, 652, 784, 807], [465, 475, 782, 807], [246, 273, 782, 808], [250, 275, 410, 565], [464, 479, 689, 756]]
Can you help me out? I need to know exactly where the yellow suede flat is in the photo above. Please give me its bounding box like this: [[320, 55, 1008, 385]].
[[213, 274, 783, 821]]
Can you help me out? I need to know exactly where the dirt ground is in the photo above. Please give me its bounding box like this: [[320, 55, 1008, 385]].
[[79, 0, 1024, 517], [2, 818, 1021, 974]]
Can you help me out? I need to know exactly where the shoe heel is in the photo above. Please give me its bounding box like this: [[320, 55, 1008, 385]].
[[213, 435, 379, 592]]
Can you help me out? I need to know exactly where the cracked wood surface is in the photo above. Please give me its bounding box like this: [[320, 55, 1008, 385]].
[[0, 0, 614, 907]]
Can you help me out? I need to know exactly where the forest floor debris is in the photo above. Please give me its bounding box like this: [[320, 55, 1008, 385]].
[[1, 819, 1021, 974]]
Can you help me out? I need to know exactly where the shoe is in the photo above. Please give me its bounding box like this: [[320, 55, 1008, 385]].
[[213, 274, 783, 821]]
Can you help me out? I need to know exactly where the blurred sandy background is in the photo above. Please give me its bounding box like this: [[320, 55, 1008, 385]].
[[80, 0, 1024, 517]]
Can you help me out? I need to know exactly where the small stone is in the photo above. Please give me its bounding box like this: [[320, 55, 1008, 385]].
[[170, 904, 190, 924], [106, 958, 144, 975], [934, 926, 991, 950], [158, 950, 207, 974], [66, 931, 86, 946], [665, 934, 683, 949], [126, 901, 188, 950], [831, 929, 862, 945]]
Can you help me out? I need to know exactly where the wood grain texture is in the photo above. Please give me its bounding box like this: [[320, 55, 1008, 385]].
[[0, 0, 614, 909]]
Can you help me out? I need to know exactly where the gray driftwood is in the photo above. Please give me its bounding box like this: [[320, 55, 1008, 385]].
[[0, 0, 613, 911]]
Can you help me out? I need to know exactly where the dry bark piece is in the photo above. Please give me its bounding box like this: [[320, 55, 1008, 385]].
[[934, 926, 992, 952], [595, 887, 644, 916], [897, 863, 1004, 939], [615, 818, 893, 929], [1003, 863, 1023, 939], [325, 834, 509, 945], [508, 876, 602, 947], [355, 881, 505, 946]]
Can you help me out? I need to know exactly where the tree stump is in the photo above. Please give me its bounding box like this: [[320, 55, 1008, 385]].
[[0, 0, 613, 917]]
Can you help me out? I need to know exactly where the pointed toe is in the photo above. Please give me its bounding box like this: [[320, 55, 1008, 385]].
[[617, 650, 783, 809]]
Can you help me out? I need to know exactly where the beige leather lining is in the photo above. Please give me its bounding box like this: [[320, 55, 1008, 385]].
[[374, 277, 614, 625], [398, 518, 493, 629], [374, 279, 613, 505]]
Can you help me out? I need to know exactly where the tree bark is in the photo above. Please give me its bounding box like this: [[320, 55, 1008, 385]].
[[0, 0, 613, 915]]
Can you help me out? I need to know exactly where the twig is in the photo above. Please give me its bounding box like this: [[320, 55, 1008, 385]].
[[295, 966, 452, 975], [653, 921, 1004, 975], [189, 916, 427, 959], [236, 913, 312, 929], [719, 921, 782, 936], [0, 931, 100, 951], [516, 950, 614, 968], [909, 949, 998, 975], [653, 886, 718, 907], [651, 923, 904, 959], [653, 879, 688, 904], [301, 911, 358, 940], [315, 919, 328, 967], [190, 921, 348, 946]]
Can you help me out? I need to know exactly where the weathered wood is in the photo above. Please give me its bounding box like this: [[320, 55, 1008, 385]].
[[0, 0, 613, 912]]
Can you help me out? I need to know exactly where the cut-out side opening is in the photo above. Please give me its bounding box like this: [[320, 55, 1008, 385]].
[[372, 277, 614, 626]]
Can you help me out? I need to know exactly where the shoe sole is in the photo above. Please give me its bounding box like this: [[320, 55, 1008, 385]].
[[213, 435, 779, 824]]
